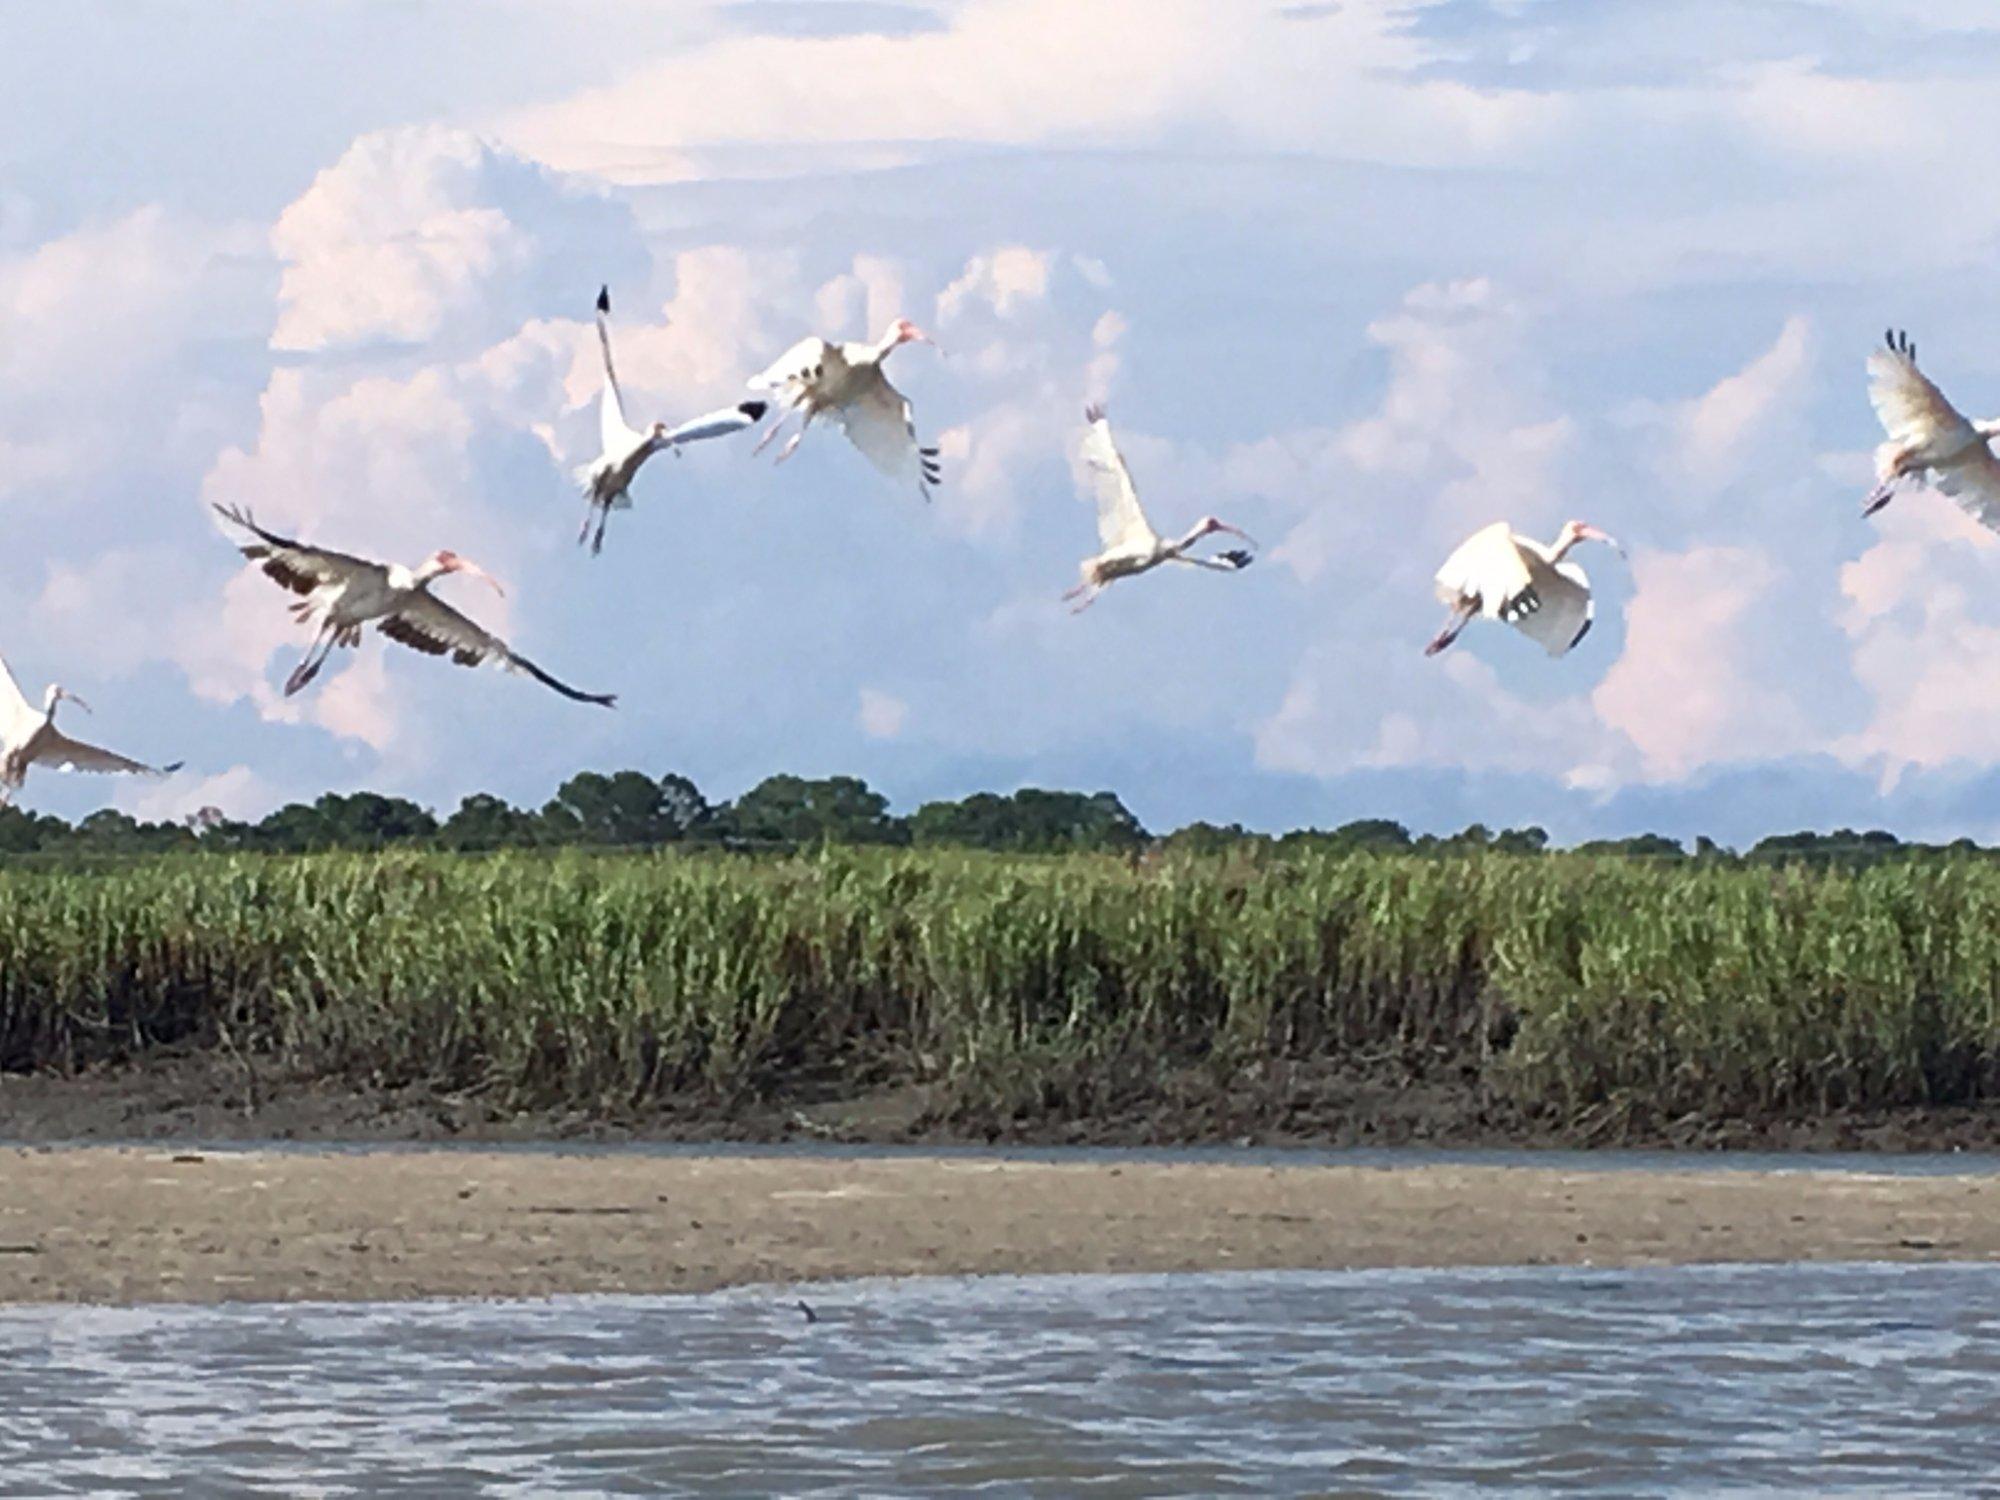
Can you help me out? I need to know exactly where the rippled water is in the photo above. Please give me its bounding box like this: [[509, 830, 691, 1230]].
[[5, 1263, 1999, 1495]]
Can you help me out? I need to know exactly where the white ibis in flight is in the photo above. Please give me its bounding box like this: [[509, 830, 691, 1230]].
[[213, 505, 615, 706], [0, 653, 181, 804], [747, 318, 942, 500], [1862, 328, 2000, 529], [1426, 520, 1624, 658], [1063, 404, 1256, 613], [578, 285, 768, 555]]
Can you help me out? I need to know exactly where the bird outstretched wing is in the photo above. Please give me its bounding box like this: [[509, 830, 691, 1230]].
[[1868, 330, 1977, 463], [1865, 331, 2000, 530], [1433, 521, 1530, 612], [749, 337, 843, 403], [377, 593, 616, 707], [661, 400, 768, 447], [35, 729, 180, 779], [1080, 405, 1155, 553], [0, 653, 39, 746], [1927, 449, 2000, 531], [212, 505, 385, 597], [595, 287, 642, 455], [1509, 556, 1593, 657], [834, 368, 937, 499]]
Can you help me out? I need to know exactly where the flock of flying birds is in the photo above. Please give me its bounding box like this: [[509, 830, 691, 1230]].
[[0, 305, 1993, 806]]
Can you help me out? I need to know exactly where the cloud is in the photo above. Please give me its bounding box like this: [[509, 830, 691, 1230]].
[[1667, 314, 1814, 492], [270, 126, 640, 353], [119, 764, 278, 824], [1591, 544, 1815, 780], [857, 687, 908, 740], [1266, 277, 1576, 585], [497, 0, 1563, 181]]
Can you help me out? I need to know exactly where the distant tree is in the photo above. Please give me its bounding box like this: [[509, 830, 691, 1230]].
[[1157, 820, 1269, 857], [717, 774, 906, 847], [909, 788, 1147, 853], [539, 771, 709, 847], [1277, 819, 1415, 856], [1746, 828, 1920, 868], [1576, 833, 1686, 859], [254, 792, 437, 851], [441, 793, 546, 852], [1489, 826, 1550, 856], [69, 809, 195, 854], [0, 804, 66, 853]]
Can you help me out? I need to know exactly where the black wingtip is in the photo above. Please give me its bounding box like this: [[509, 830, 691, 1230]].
[[1084, 402, 1106, 424], [596, 285, 611, 315], [161, 761, 185, 775], [739, 399, 769, 421]]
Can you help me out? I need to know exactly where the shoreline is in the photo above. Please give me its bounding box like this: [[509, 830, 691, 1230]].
[[3, 1144, 1995, 1307], [9, 1056, 2000, 1155]]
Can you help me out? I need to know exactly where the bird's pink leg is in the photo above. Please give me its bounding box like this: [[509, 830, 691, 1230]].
[[284, 630, 336, 696], [753, 403, 798, 457], [774, 408, 817, 466], [1064, 583, 1103, 614], [1424, 601, 1476, 656], [1861, 476, 1901, 518]]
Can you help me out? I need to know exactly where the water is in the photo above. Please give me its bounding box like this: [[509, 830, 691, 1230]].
[[5, 1264, 1999, 1496], [37, 1136, 2000, 1177]]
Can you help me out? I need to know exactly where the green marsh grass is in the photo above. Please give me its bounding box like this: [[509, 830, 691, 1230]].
[[4, 848, 2000, 1125]]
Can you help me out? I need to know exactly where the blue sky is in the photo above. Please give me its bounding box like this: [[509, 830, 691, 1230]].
[[7, 0, 2000, 844]]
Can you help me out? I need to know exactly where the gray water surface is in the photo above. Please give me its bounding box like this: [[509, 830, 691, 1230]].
[[6, 1263, 2000, 1496]]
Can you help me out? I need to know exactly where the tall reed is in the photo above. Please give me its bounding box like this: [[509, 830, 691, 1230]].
[[4, 848, 1999, 1124]]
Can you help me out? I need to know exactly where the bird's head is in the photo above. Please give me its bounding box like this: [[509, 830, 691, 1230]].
[[890, 318, 936, 350], [44, 685, 90, 716], [1560, 520, 1626, 559], [649, 419, 672, 440], [424, 550, 505, 597], [596, 285, 611, 316], [1198, 515, 1259, 548]]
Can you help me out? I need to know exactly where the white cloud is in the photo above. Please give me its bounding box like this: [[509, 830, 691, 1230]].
[[497, 0, 1563, 182], [270, 126, 638, 353], [857, 687, 908, 740], [1669, 314, 1815, 492], [1591, 544, 1814, 780]]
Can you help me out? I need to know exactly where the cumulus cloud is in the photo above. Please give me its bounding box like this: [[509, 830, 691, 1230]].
[[857, 687, 908, 740], [1665, 314, 1815, 494], [1591, 544, 1815, 780], [1268, 278, 1576, 587], [271, 126, 640, 353], [497, 0, 1563, 181]]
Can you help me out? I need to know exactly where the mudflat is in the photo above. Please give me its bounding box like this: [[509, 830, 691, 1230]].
[[0, 1147, 1993, 1306]]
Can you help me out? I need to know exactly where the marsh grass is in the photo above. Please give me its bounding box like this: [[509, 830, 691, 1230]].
[[5, 848, 2000, 1125]]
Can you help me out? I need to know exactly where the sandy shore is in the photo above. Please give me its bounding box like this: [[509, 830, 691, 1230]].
[[0, 1146, 1994, 1306]]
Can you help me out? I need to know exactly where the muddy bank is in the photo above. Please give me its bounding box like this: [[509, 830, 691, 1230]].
[[8, 1054, 2000, 1153], [2, 1144, 1993, 1306]]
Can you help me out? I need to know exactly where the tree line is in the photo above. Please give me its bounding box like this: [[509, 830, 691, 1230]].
[[0, 771, 1974, 865]]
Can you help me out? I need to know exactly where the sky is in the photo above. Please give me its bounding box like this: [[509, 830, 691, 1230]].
[[8, 0, 2000, 845]]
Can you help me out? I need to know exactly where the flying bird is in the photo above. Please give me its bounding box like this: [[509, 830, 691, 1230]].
[[1063, 404, 1256, 613], [213, 505, 615, 707], [577, 285, 768, 555], [1426, 520, 1623, 658], [747, 318, 942, 500], [1862, 328, 2000, 530], [0, 654, 181, 805]]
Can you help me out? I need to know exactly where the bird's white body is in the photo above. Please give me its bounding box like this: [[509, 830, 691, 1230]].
[[1064, 405, 1255, 612], [1862, 329, 2000, 529], [748, 320, 941, 499], [577, 287, 766, 553], [213, 505, 615, 706], [0, 654, 179, 803], [1428, 519, 1620, 658]]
